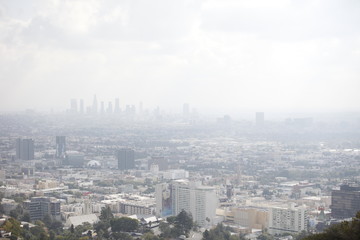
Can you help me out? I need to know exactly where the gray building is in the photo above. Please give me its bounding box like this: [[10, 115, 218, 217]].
[[23, 197, 61, 221], [16, 138, 34, 160], [117, 149, 135, 170], [66, 151, 85, 167], [55, 136, 66, 158], [331, 185, 360, 219]]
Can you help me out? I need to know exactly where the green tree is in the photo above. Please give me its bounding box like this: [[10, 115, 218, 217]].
[[142, 231, 161, 240], [202, 223, 235, 240], [70, 224, 75, 233], [9, 209, 19, 220], [159, 211, 194, 238], [49, 220, 63, 235], [21, 212, 31, 222], [159, 221, 172, 238], [110, 217, 139, 232], [174, 210, 193, 236], [74, 222, 92, 237], [111, 232, 133, 240], [99, 206, 114, 221], [2, 218, 23, 238], [257, 233, 274, 240], [30, 225, 49, 240], [93, 220, 110, 236], [303, 211, 360, 240], [203, 230, 210, 240]]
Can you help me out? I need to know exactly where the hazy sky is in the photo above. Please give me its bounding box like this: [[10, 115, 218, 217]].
[[0, 0, 359, 113]]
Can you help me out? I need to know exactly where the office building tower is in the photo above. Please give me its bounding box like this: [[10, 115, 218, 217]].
[[268, 203, 308, 235], [16, 138, 34, 160], [331, 184, 360, 219], [114, 98, 120, 114], [156, 180, 217, 227], [15, 138, 21, 159], [117, 149, 135, 170], [107, 101, 113, 114], [256, 112, 265, 127], [55, 136, 66, 158], [80, 99, 84, 114], [70, 99, 78, 113], [23, 197, 61, 221], [92, 94, 98, 114]]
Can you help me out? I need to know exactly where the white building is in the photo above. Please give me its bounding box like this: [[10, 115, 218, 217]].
[[156, 180, 217, 227], [101, 193, 155, 215], [268, 203, 308, 235], [162, 169, 189, 180]]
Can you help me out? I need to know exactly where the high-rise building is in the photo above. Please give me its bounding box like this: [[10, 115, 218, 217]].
[[268, 204, 308, 235], [92, 94, 98, 114], [114, 98, 120, 114], [117, 149, 135, 170], [156, 180, 217, 227], [23, 197, 61, 221], [331, 184, 360, 219], [255, 112, 265, 127], [107, 101, 113, 114], [55, 136, 66, 158], [16, 138, 34, 160], [80, 99, 84, 114]]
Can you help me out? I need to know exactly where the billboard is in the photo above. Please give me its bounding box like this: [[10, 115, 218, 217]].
[[160, 183, 173, 217]]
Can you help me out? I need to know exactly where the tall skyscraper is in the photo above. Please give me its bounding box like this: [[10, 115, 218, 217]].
[[107, 101, 113, 114], [114, 98, 120, 114], [117, 149, 135, 170], [55, 136, 66, 158], [256, 112, 265, 127], [331, 184, 360, 219], [156, 180, 217, 227], [92, 94, 98, 114], [80, 99, 84, 114], [16, 138, 34, 160]]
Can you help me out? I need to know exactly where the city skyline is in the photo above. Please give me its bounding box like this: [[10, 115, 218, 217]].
[[0, 0, 359, 113]]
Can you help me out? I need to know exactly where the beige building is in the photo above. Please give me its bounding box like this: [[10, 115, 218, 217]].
[[37, 180, 59, 189], [232, 207, 268, 230]]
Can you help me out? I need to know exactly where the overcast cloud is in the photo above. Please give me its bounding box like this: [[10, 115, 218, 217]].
[[0, 0, 359, 113]]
